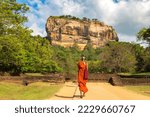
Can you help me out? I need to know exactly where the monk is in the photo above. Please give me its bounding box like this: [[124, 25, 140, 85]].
[[77, 56, 88, 98]]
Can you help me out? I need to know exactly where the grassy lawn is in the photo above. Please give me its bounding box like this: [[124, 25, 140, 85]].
[[125, 85, 150, 97], [0, 82, 62, 100]]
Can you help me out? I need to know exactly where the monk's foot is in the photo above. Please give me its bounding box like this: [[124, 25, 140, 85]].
[[83, 93, 85, 97], [80, 95, 83, 98]]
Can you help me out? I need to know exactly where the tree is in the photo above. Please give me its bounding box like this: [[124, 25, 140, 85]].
[[0, 1, 62, 74], [142, 47, 150, 72], [88, 60, 102, 73], [0, 0, 29, 74], [131, 44, 145, 72], [100, 42, 137, 73], [0, 0, 29, 36], [83, 40, 97, 60], [137, 27, 150, 46], [0, 35, 26, 74], [137, 27, 150, 72]]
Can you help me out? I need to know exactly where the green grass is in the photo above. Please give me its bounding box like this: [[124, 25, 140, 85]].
[[24, 73, 44, 76], [118, 72, 150, 77], [125, 85, 150, 97], [0, 82, 62, 100]]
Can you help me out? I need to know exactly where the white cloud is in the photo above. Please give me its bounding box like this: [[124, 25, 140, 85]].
[[53, 0, 85, 15], [118, 33, 137, 42], [23, 0, 150, 46], [30, 23, 46, 37], [86, 0, 150, 45]]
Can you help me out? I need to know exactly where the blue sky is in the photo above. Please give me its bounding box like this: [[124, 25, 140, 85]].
[[16, 0, 150, 46]]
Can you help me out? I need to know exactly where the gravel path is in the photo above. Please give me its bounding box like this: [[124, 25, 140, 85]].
[[48, 82, 150, 100]]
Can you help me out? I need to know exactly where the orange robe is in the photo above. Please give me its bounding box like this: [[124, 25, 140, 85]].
[[78, 61, 88, 93]]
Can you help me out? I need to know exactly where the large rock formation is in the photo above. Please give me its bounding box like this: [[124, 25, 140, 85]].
[[46, 16, 118, 50]]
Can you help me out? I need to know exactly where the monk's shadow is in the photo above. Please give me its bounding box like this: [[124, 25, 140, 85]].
[[73, 95, 81, 98], [54, 94, 81, 98], [54, 94, 73, 99]]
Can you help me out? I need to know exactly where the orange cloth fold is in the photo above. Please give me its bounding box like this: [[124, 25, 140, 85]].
[[78, 61, 88, 93]]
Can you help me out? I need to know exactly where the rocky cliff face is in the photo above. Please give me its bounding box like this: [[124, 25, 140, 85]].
[[46, 16, 118, 50]]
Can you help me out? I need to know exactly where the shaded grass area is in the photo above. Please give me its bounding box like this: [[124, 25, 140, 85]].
[[125, 85, 150, 97], [0, 82, 62, 100]]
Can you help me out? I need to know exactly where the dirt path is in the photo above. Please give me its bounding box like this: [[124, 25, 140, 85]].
[[48, 82, 150, 100]]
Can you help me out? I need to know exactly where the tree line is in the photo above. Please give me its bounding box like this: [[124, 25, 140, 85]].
[[0, 1, 150, 76]]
